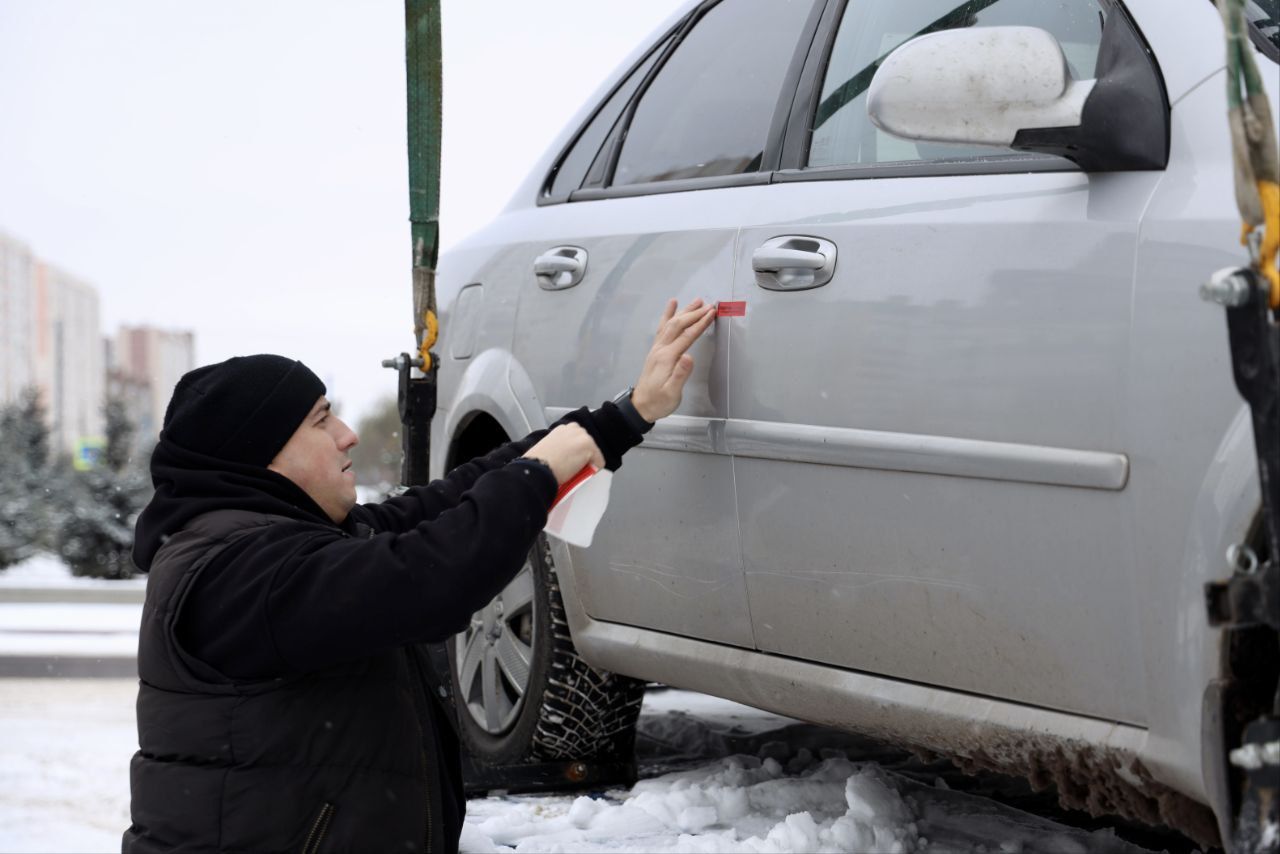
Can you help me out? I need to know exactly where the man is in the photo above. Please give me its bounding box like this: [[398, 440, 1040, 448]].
[[123, 298, 718, 853]]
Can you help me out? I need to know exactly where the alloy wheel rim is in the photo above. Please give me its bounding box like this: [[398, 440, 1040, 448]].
[[454, 556, 538, 735]]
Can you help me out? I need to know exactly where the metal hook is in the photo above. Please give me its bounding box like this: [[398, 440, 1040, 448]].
[[1227, 542, 1260, 575]]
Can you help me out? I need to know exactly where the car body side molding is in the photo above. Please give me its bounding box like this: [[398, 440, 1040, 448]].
[[548, 407, 1129, 490]]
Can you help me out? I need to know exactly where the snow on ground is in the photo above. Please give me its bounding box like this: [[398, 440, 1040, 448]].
[[0, 604, 141, 656], [462, 756, 919, 853], [0, 678, 136, 853], [0, 680, 1158, 854], [0, 553, 145, 590], [462, 690, 1155, 854], [0, 555, 1182, 853]]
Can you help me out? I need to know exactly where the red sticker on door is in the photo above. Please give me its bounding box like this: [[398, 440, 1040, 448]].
[[717, 301, 746, 317]]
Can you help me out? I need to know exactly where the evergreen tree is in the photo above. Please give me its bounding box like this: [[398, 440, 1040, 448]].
[[103, 395, 135, 473], [54, 392, 152, 579], [0, 387, 54, 568], [13, 387, 49, 472]]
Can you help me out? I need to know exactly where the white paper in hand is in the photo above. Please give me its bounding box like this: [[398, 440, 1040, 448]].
[[544, 465, 613, 548]]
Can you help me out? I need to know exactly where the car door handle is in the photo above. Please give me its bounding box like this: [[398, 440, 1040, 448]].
[[534, 246, 587, 290], [752, 248, 826, 271], [752, 236, 836, 291], [534, 255, 579, 274]]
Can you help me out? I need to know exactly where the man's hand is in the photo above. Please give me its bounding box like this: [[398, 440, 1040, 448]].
[[630, 298, 718, 422], [521, 424, 605, 487]]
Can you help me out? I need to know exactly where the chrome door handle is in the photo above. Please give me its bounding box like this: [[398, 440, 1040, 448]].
[[752, 236, 836, 291], [534, 246, 587, 290]]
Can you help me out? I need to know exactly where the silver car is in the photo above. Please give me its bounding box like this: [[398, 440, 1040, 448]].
[[430, 0, 1280, 846]]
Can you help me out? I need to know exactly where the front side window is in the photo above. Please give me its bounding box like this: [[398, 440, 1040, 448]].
[[612, 0, 816, 187], [809, 0, 1107, 169]]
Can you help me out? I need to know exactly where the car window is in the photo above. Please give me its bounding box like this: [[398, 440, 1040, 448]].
[[612, 0, 816, 187], [547, 37, 671, 198], [1248, 0, 1279, 51], [808, 0, 1108, 169]]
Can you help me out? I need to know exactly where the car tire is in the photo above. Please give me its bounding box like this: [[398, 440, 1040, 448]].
[[447, 533, 645, 767]]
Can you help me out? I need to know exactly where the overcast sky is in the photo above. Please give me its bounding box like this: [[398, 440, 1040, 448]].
[[0, 0, 687, 427]]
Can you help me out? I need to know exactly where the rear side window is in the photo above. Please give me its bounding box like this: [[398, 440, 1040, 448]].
[[612, 0, 816, 187], [546, 38, 670, 199], [809, 0, 1108, 169]]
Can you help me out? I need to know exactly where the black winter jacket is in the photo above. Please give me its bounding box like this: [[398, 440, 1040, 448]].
[[123, 404, 642, 853]]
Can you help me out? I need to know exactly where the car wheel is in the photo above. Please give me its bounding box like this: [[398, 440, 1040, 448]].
[[447, 533, 645, 766]]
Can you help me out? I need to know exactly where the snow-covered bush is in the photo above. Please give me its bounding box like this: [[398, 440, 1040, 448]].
[[55, 467, 150, 579]]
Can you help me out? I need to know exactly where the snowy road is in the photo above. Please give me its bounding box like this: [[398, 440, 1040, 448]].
[[0, 679, 1196, 853]]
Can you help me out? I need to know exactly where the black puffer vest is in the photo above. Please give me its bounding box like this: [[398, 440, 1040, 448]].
[[123, 510, 463, 853]]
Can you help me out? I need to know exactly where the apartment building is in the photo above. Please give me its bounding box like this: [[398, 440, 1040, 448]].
[[110, 325, 195, 445], [0, 231, 37, 404], [1, 230, 194, 457], [34, 261, 103, 455]]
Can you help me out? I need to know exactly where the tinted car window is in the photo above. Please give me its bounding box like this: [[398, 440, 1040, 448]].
[[613, 0, 816, 187], [547, 37, 670, 198], [1249, 0, 1279, 50], [809, 0, 1107, 169]]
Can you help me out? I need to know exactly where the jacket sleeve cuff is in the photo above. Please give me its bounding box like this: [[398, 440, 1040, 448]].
[[553, 403, 644, 472]]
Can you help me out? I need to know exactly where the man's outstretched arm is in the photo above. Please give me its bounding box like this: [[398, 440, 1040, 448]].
[[351, 297, 717, 535]]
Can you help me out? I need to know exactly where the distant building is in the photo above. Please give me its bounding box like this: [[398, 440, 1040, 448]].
[[34, 260, 103, 455], [104, 337, 152, 452], [3, 230, 105, 454], [0, 231, 190, 457], [110, 325, 196, 445], [0, 231, 37, 404]]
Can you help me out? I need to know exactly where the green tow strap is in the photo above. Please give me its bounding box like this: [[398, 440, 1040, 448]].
[[405, 0, 442, 366]]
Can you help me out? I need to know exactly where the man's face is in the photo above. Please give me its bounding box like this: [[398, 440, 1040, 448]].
[[268, 396, 360, 524]]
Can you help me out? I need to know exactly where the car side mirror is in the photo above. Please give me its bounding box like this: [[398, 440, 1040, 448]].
[[866, 17, 1169, 173], [867, 27, 1094, 147]]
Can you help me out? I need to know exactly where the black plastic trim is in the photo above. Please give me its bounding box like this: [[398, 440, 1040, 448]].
[[780, 0, 846, 171], [569, 171, 770, 202], [1012, 0, 1170, 172], [1252, 25, 1280, 63], [759, 0, 830, 174], [771, 155, 1077, 185]]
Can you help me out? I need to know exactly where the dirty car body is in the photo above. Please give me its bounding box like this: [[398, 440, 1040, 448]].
[[431, 0, 1280, 846]]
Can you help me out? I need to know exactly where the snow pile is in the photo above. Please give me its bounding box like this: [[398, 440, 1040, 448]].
[[463, 755, 918, 853], [0, 552, 145, 590]]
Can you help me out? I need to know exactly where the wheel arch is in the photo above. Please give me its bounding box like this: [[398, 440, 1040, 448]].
[[437, 348, 550, 477]]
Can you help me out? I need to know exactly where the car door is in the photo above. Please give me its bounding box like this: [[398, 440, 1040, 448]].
[[727, 0, 1159, 723], [510, 0, 822, 648]]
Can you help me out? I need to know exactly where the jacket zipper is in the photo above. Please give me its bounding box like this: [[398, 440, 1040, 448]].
[[301, 802, 335, 854]]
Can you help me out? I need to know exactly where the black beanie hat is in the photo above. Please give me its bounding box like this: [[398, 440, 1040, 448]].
[[161, 355, 326, 467]]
